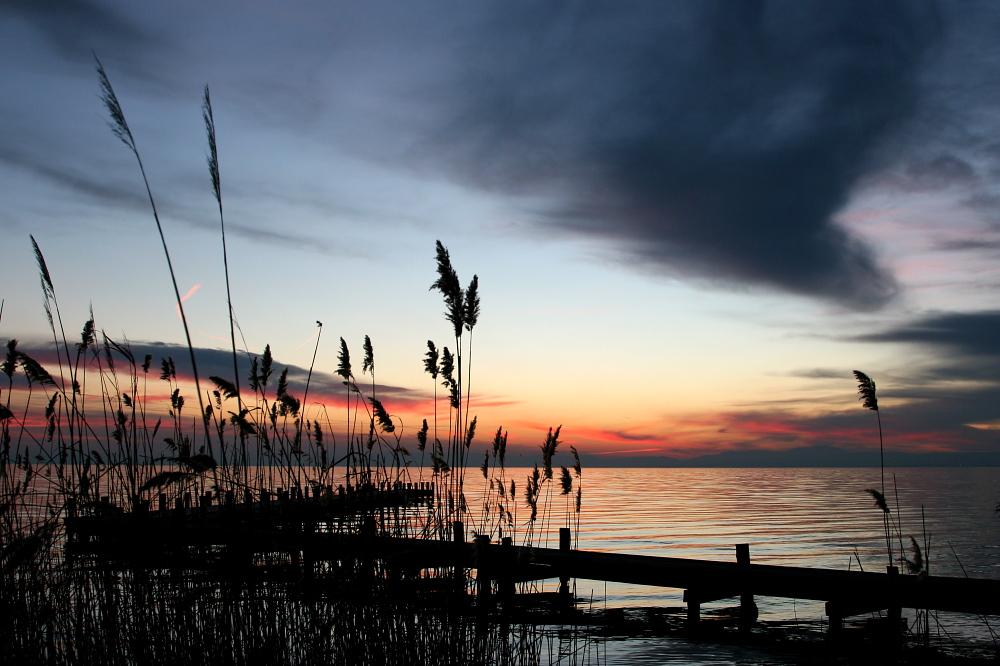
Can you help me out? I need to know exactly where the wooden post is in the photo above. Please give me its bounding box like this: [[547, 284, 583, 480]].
[[453, 520, 466, 589], [687, 597, 700, 624], [476, 534, 492, 610], [736, 543, 758, 628], [499, 536, 515, 600], [559, 527, 572, 598], [828, 611, 843, 637], [887, 565, 901, 631]]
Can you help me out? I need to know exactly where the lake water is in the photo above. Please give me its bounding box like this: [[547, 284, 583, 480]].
[[35, 464, 999, 663], [469, 467, 1000, 663]]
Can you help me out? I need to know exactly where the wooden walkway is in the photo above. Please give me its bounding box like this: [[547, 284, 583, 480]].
[[356, 527, 1000, 629], [65, 493, 1000, 631]]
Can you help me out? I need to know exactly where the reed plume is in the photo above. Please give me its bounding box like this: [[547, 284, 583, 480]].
[[559, 466, 572, 495], [853, 370, 884, 490], [905, 535, 925, 575], [865, 488, 889, 513], [541, 425, 562, 480], [336, 338, 352, 383], [865, 486, 894, 567], [423, 341, 439, 379], [362, 335, 374, 377], [417, 419, 428, 452], [853, 370, 878, 411], [464, 416, 477, 449], [430, 241, 465, 338], [423, 342, 439, 480], [369, 397, 394, 434], [461, 275, 480, 449]]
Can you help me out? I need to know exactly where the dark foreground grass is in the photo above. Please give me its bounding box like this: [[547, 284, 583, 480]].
[[1, 62, 591, 665]]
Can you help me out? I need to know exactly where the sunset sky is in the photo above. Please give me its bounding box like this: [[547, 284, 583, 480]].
[[2, 1, 999, 462]]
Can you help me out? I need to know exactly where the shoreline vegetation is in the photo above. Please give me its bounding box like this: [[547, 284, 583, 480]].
[[1, 62, 996, 665], [0, 61, 591, 665]]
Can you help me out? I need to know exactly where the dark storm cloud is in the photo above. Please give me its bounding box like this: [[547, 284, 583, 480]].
[[859, 310, 1000, 357], [428, 0, 941, 309]]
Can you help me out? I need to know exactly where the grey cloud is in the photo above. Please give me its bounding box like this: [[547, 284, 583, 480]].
[[0, 144, 148, 209], [935, 239, 1000, 251], [903, 154, 976, 188], [1, 0, 155, 66], [858, 310, 1000, 357], [14, 339, 422, 404], [225, 223, 334, 255], [788, 367, 849, 379], [604, 430, 663, 443], [0, 146, 333, 254], [422, 0, 941, 309]]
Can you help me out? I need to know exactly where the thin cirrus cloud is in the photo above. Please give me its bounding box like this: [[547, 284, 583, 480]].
[[420, 0, 941, 310]]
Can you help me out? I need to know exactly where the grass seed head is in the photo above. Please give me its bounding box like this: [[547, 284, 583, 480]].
[[853, 370, 879, 411]]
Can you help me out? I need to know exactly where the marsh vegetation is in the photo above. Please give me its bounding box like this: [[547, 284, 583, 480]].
[[0, 61, 589, 665]]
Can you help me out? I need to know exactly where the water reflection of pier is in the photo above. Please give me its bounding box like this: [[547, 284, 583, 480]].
[[65, 488, 1000, 634]]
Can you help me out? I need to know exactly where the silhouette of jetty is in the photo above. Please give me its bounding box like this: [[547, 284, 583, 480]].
[[66, 485, 1000, 634]]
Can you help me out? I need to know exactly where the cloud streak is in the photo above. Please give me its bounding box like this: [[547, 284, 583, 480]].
[[858, 310, 1000, 357]]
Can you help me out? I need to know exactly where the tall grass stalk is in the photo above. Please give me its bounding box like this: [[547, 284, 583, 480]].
[[96, 58, 212, 456], [854, 370, 894, 566], [0, 70, 591, 662], [202, 85, 244, 483]]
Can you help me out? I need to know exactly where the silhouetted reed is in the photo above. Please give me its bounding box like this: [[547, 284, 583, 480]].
[[0, 65, 594, 665]]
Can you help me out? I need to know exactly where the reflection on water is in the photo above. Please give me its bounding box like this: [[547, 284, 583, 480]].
[[470, 467, 1000, 661], [600, 637, 799, 666], [571, 467, 1000, 574]]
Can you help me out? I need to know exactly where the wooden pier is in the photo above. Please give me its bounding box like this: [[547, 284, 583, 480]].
[[65, 491, 1000, 633], [325, 527, 1000, 629]]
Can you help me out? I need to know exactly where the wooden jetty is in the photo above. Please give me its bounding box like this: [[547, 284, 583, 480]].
[[64, 489, 1000, 633]]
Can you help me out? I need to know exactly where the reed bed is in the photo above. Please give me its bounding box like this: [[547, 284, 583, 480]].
[[0, 61, 590, 665]]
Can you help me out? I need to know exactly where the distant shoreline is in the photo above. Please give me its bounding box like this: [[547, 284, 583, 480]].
[[574, 444, 1000, 468]]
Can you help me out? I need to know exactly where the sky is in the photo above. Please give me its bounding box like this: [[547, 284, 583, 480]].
[[2, 0, 999, 464]]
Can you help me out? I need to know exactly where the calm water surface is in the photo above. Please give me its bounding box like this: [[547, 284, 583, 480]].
[[478, 467, 1000, 663]]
